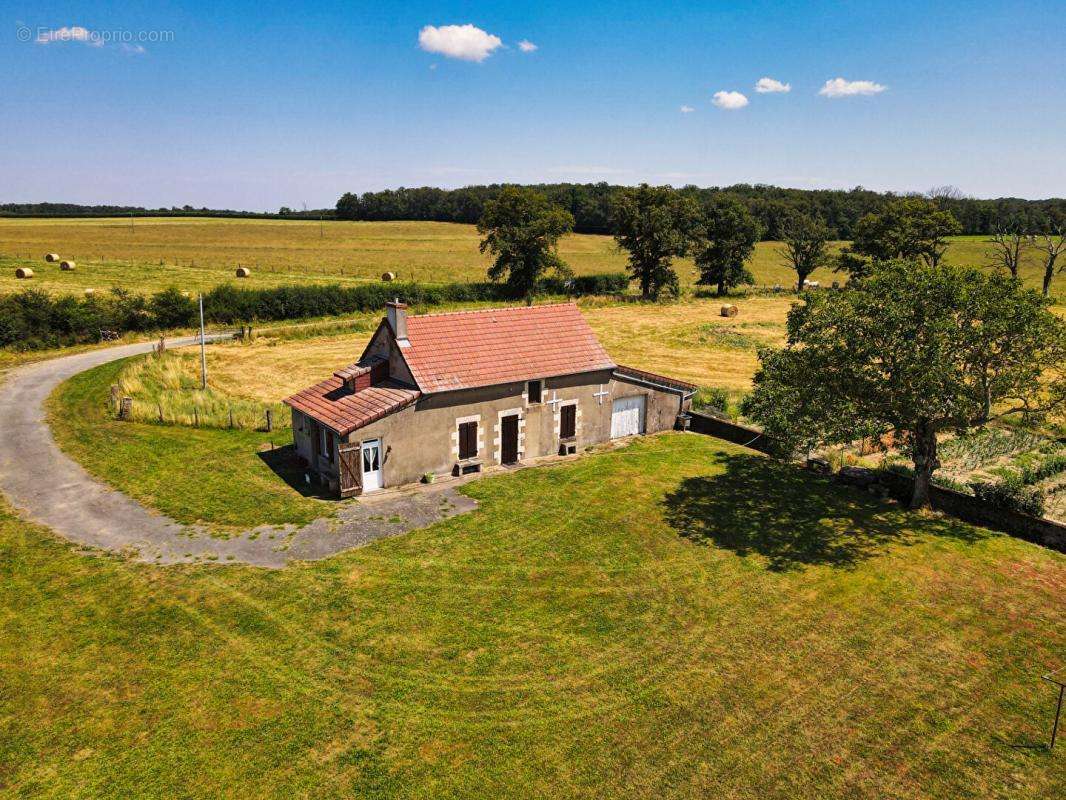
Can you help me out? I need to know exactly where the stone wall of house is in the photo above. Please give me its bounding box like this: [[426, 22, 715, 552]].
[[292, 408, 339, 487], [328, 369, 688, 491]]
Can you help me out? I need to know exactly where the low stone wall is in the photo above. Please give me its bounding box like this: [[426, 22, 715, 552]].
[[688, 411, 774, 454], [875, 470, 1066, 553], [688, 411, 1066, 554]]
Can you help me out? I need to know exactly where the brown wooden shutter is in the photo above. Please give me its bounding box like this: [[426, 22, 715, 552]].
[[561, 405, 576, 438], [459, 421, 478, 459]]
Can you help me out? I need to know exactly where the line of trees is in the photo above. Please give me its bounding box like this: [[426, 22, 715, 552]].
[[337, 183, 1066, 239], [0, 275, 629, 351], [486, 186, 1066, 299], [0, 203, 334, 220]]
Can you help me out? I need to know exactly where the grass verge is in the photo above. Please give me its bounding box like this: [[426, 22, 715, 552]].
[[46, 358, 330, 532]]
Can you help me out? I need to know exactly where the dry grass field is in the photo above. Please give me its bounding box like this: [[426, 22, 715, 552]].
[[2, 217, 1057, 297]]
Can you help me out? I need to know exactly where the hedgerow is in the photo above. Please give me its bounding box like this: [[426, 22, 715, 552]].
[[0, 273, 630, 351]]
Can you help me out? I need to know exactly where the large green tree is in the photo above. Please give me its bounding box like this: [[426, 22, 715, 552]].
[[610, 184, 700, 299], [694, 195, 762, 296], [837, 198, 962, 279], [477, 186, 575, 304], [744, 261, 1066, 509], [778, 212, 831, 292]]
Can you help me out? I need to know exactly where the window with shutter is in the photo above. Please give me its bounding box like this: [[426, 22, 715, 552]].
[[458, 421, 478, 459], [560, 404, 577, 439], [527, 380, 542, 404]]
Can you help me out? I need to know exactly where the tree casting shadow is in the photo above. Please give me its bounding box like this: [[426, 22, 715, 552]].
[[662, 453, 985, 571]]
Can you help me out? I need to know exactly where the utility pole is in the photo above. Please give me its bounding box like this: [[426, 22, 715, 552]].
[[198, 293, 208, 390]]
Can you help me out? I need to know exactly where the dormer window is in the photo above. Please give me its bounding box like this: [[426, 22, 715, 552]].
[[527, 379, 542, 404]]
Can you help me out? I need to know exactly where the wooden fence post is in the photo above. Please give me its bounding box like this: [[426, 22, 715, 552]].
[[229, 407, 235, 429], [194, 408, 199, 428], [110, 384, 120, 412], [119, 397, 133, 421], [265, 408, 273, 432]]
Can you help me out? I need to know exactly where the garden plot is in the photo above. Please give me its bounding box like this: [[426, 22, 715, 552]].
[[882, 425, 1066, 520]]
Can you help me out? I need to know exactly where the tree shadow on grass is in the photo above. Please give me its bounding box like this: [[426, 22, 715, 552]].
[[662, 453, 987, 571], [257, 444, 336, 501]]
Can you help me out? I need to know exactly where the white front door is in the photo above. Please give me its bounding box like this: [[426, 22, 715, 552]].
[[611, 395, 646, 438], [361, 439, 383, 492]]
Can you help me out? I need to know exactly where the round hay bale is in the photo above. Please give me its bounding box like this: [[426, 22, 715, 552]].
[[84, 288, 95, 296], [381, 271, 396, 282], [44, 253, 60, 263], [235, 266, 251, 278], [15, 267, 33, 279], [720, 304, 739, 318], [60, 260, 75, 271]]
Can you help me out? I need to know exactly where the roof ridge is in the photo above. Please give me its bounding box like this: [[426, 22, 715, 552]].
[[408, 302, 577, 320]]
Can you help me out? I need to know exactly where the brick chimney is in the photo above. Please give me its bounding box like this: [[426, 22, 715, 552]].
[[386, 299, 409, 346]]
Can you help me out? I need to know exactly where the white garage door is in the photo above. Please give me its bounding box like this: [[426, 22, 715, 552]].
[[611, 395, 646, 438]]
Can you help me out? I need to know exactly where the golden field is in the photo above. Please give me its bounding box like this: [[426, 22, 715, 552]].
[[1, 217, 1057, 296]]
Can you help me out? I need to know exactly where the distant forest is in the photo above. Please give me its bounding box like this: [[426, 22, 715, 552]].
[[337, 183, 1066, 240], [6, 185, 1064, 240], [0, 203, 334, 220]]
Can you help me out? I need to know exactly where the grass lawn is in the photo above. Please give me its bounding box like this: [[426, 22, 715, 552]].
[[47, 358, 331, 533], [1, 217, 1058, 297], [0, 433, 1063, 798]]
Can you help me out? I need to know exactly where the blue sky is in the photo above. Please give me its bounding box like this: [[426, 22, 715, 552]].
[[4, 1, 1064, 210]]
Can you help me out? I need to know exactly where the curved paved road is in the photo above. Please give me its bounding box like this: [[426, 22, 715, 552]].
[[0, 336, 475, 567]]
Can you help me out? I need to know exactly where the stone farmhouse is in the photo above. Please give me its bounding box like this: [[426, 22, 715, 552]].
[[284, 302, 697, 496]]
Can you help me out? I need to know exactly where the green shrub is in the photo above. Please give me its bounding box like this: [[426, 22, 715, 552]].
[[1019, 453, 1066, 486], [970, 477, 1046, 517], [694, 387, 731, 415]]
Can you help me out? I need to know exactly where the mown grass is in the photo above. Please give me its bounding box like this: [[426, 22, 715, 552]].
[[1, 217, 1059, 297], [47, 358, 329, 532], [0, 433, 1063, 798]]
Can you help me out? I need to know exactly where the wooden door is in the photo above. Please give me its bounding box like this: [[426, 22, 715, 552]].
[[338, 442, 361, 497], [611, 396, 646, 438], [361, 439, 383, 492], [560, 404, 576, 439], [501, 414, 519, 464]]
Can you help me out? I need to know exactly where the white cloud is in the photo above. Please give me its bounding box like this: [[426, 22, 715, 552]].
[[121, 43, 146, 55], [712, 90, 749, 110], [680, 105, 695, 114], [755, 77, 790, 94], [418, 24, 503, 62], [36, 26, 103, 47], [819, 77, 886, 98], [517, 40, 538, 53]]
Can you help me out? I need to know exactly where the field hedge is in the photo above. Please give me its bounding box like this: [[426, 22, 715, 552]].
[[0, 273, 630, 351]]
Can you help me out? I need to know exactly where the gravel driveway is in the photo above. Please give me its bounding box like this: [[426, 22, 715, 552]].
[[0, 336, 476, 567]]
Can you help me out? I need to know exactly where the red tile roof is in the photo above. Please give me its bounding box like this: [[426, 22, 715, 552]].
[[283, 377, 420, 435], [398, 303, 616, 393]]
